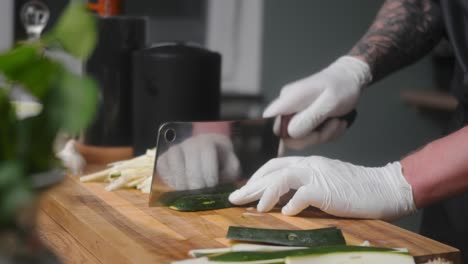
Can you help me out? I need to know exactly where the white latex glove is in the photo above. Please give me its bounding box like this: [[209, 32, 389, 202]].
[[56, 139, 86, 175], [229, 156, 416, 221], [157, 134, 241, 190], [264, 56, 372, 147]]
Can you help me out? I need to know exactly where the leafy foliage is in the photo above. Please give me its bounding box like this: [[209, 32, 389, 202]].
[[45, 2, 97, 60], [0, 2, 97, 226]]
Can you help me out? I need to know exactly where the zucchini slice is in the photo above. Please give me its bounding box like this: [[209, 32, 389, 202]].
[[226, 226, 346, 247], [172, 257, 282, 264], [189, 244, 307, 258], [208, 246, 412, 263], [159, 184, 236, 212], [168, 192, 233, 212], [172, 246, 413, 264]]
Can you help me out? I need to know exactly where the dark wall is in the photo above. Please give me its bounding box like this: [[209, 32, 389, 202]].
[[122, 0, 207, 46], [262, 0, 444, 165], [123, 0, 206, 18]]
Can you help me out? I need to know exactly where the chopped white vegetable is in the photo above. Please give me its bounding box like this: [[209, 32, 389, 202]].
[[137, 176, 153, 193], [79, 148, 155, 193], [188, 248, 231, 258], [188, 243, 307, 258], [231, 244, 306, 252], [126, 177, 147, 188], [172, 257, 282, 264]]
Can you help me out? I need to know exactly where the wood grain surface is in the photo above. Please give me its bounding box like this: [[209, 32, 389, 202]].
[[38, 174, 460, 264]]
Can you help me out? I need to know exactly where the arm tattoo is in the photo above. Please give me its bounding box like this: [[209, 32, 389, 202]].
[[349, 0, 444, 82]]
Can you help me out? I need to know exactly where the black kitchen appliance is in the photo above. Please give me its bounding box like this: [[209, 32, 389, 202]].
[[84, 16, 147, 147], [132, 43, 221, 155]]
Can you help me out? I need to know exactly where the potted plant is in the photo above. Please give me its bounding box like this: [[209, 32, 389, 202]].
[[0, 3, 97, 263]]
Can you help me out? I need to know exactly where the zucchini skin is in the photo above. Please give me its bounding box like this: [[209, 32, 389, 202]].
[[159, 184, 236, 212], [169, 192, 234, 212], [226, 226, 346, 247], [209, 245, 405, 262]]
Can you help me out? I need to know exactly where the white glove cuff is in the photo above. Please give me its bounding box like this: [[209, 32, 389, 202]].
[[382, 162, 418, 220], [332, 56, 373, 87]]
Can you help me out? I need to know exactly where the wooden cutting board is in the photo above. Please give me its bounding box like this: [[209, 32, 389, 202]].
[[38, 174, 460, 264]]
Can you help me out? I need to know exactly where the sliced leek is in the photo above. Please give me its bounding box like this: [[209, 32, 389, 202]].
[[79, 148, 155, 193]]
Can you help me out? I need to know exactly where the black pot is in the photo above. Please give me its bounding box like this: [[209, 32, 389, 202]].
[[132, 43, 221, 155]]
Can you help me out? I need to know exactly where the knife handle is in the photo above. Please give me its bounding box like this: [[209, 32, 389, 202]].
[[280, 110, 357, 138]]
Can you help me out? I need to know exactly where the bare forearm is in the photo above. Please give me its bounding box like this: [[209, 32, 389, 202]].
[[401, 126, 468, 208], [349, 0, 444, 81]]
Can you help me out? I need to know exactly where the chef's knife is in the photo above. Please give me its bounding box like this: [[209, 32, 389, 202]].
[[149, 118, 278, 206], [148, 111, 356, 206]]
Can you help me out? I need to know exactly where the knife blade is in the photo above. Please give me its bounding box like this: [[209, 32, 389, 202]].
[[149, 117, 279, 206], [149, 111, 356, 206]]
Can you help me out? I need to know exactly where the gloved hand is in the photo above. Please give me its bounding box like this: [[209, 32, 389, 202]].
[[264, 56, 372, 147], [229, 156, 416, 221], [157, 134, 241, 190]]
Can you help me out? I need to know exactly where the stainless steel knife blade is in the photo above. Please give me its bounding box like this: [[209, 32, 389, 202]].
[[148, 110, 357, 207], [149, 118, 279, 206]]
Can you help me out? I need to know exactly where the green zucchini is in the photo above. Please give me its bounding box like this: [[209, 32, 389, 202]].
[[173, 257, 282, 264], [209, 246, 411, 263], [226, 226, 346, 247], [168, 192, 233, 212], [159, 184, 236, 212], [172, 246, 413, 264]]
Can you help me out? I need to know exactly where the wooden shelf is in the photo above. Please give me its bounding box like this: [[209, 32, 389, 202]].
[[400, 90, 458, 112]]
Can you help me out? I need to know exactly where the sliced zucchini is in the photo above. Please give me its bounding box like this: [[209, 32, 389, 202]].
[[189, 244, 307, 258], [172, 257, 282, 264], [168, 192, 233, 212], [209, 246, 411, 263], [159, 184, 236, 212], [226, 226, 346, 247], [173, 246, 412, 264]]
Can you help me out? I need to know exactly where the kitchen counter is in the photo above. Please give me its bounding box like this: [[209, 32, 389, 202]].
[[38, 167, 460, 264]]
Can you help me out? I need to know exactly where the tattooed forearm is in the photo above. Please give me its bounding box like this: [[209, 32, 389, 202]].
[[349, 0, 444, 82]]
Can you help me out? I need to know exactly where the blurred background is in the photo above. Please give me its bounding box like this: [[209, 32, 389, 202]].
[[0, 0, 456, 233]]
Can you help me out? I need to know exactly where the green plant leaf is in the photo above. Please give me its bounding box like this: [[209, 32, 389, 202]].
[[0, 45, 39, 77], [0, 161, 32, 225], [0, 183, 33, 226], [48, 70, 98, 134], [0, 44, 60, 99], [15, 115, 58, 174], [0, 89, 17, 160], [47, 2, 97, 60], [0, 161, 22, 190], [13, 58, 60, 99], [0, 1, 99, 227]]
